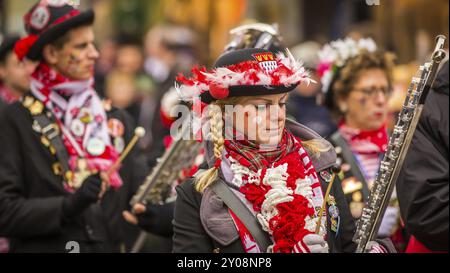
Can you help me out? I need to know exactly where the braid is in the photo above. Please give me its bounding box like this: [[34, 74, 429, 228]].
[[210, 104, 224, 160], [302, 138, 331, 158], [195, 104, 224, 193]]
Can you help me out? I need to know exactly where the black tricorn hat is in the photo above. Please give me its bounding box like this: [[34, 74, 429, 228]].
[[177, 48, 312, 104], [15, 0, 94, 61]]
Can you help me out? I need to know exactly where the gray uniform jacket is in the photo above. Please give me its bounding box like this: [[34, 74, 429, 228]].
[[173, 120, 360, 253]]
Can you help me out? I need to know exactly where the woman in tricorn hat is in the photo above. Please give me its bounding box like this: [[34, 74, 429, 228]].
[[172, 47, 395, 253]]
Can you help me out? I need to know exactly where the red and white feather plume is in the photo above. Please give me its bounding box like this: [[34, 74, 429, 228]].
[[175, 52, 315, 102]]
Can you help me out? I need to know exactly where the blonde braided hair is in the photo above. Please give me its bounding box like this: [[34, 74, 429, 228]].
[[194, 103, 224, 193]]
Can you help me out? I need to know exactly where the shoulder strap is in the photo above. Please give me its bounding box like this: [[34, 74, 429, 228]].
[[330, 132, 370, 198], [34, 113, 71, 177], [210, 179, 272, 252]]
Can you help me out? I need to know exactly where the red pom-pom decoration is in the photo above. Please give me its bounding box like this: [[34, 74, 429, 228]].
[[14, 35, 38, 61], [209, 83, 229, 100]]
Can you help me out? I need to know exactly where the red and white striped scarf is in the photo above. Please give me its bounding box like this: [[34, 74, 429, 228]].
[[224, 129, 295, 172], [224, 129, 326, 253], [338, 122, 388, 182], [338, 121, 388, 155], [30, 63, 122, 191]]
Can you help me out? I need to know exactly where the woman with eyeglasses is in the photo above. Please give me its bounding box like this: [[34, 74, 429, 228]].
[[318, 38, 404, 250]]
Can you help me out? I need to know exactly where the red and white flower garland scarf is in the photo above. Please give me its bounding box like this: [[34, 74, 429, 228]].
[[224, 130, 326, 253], [30, 63, 122, 191]]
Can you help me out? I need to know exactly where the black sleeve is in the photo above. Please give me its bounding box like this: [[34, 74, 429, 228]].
[[144, 202, 175, 237], [397, 90, 449, 251], [332, 175, 358, 253], [129, 152, 149, 199], [172, 179, 214, 253], [118, 109, 176, 238], [0, 111, 64, 237]]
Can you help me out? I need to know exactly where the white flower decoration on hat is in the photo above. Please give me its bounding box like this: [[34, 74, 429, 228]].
[[317, 37, 378, 93]]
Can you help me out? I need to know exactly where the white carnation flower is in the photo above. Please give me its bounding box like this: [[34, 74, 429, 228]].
[[318, 37, 379, 94], [320, 70, 334, 93]]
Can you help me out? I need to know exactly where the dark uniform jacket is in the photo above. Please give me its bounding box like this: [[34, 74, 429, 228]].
[[0, 93, 148, 253], [173, 120, 358, 253], [0, 99, 6, 113], [397, 61, 449, 251], [328, 131, 378, 219]]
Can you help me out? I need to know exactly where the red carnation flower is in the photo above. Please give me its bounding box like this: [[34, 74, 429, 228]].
[[239, 183, 269, 212]]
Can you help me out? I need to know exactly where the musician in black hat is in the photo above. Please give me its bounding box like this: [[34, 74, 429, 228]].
[[0, 0, 148, 252], [0, 35, 36, 111]]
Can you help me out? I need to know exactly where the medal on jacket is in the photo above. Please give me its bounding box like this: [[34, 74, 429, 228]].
[[114, 137, 125, 153], [22, 96, 35, 108], [108, 118, 124, 138], [327, 195, 340, 234], [352, 191, 362, 202], [79, 108, 92, 123], [70, 119, 85, 137], [86, 137, 105, 156], [32, 120, 42, 133], [320, 170, 332, 183], [342, 177, 363, 195], [22, 95, 43, 116], [29, 100, 44, 115], [71, 158, 92, 189]]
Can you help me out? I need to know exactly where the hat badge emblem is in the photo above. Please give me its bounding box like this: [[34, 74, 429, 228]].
[[30, 6, 50, 30], [252, 52, 278, 73], [46, 0, 69, 7]]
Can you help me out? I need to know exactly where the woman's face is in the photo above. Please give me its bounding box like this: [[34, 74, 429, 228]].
[[340, 68, 390, 131], [226, 93, 288, 147]]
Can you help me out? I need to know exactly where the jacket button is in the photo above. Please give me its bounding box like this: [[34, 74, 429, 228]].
[[86, 225, 94, 235]]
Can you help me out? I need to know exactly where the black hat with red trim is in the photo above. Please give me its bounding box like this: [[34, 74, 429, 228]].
[[176, 48, 313, 104], [14, 0, 95, 61]]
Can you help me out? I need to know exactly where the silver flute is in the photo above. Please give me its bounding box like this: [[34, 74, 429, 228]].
[[353, 35, 447, 253]]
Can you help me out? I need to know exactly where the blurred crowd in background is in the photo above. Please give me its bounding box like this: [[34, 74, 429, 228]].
[[2, 0, 448, 149]]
